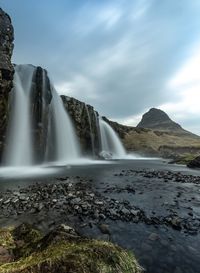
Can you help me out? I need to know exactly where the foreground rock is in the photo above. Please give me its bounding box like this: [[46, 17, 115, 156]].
[[0, 8, 14, 158], [187, 156, 200, 169], [0, 223, 141, 273]]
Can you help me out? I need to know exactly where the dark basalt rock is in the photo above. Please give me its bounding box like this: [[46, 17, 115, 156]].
[[0, 8, 14, 158], [187, 156, 200, 169], [31, 67, 52, 162], [61, 95, 101, 156]]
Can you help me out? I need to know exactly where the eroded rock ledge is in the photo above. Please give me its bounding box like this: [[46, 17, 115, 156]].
[[0, 8, 14, 157]]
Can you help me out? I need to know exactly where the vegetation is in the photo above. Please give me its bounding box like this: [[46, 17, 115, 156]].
[[169, 154, 197, 165], [123, 128, 200, 157], [0, 224, 142, 273]]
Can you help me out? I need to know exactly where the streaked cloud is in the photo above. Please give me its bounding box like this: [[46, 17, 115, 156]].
[[0, 0, 200, 133]]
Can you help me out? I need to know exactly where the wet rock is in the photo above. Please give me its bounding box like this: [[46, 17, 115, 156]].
[[187, 156, 200, 169], [148, 233, 159, 241], [98, 224, 110, 235], [171, 217, 182, 230]]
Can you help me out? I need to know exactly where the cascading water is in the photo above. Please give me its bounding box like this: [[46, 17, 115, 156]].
[[99, 118, 126, 159], [3, 64, 81, 167], [3, 65, 35, 166], [46, 86, 80, 164]]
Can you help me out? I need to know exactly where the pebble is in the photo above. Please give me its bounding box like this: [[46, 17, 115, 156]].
[[148, 233, 159, 241]]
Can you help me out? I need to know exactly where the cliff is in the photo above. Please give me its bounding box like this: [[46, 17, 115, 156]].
[[61, 95, 100, 156], [0, 8, 14, 157]]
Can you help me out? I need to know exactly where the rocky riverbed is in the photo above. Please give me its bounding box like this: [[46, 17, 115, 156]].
[[1, 172, 200, 235], [0, 159, 200, 273]]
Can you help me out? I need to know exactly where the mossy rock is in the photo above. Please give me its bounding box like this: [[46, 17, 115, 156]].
[[0, 224, 142, 273], [0, 228, 15, 249], [170, 154, 196, 165]]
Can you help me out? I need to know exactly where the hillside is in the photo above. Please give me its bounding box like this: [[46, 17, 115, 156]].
[[104, 108, 200, 159], [137, 108, 184, 131]]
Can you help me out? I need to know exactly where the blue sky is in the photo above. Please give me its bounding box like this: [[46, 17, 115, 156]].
[[1, 0, 200, 134]]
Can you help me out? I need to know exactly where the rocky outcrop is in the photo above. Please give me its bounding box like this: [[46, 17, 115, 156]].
[[0, 8, 14, 158], [102, 116, 134, 139], [31, 66, 52, 162], [187, 156, 200, 169], [137, 108, 185, 132], [61, 96, 100, 156]]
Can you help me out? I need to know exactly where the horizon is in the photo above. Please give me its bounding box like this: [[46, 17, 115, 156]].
[[0, 0, 200, 134]]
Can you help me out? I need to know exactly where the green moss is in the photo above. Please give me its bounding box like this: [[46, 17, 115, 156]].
[[0, 240, 141, 273], [12, 223, 43, 259], [0, 225, 142, 273], [171, 154, 196, 165], [0, 228, 15, 249]]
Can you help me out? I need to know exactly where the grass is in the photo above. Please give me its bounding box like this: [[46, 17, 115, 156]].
[[123, 128, 200, 157], [0, 224, 142, 273]]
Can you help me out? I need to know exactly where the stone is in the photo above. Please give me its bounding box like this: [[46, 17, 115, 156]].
[[148, 233, 159, 241], [0, 246, 13, 263], [171, 217, 182, 230], [121, 208, 130, 215], [187, 156, 200, 169], [98, 224, 110, 235]]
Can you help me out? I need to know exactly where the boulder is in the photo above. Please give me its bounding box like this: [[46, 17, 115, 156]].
[[187, 156, 200, 169]]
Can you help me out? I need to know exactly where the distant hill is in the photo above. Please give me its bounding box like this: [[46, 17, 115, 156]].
[[105, 108, 200, 159], [137, 108, 186, 132]]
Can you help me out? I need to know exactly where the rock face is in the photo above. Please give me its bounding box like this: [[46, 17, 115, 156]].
[[187, 156, 200, 169], [31, 66, 52, 162], [0, 8, 14, 158], [137, 108, 183, 131], [61, 95, 100, 156]]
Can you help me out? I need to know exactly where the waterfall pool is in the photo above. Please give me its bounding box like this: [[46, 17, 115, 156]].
[[0, 159, 199, 273]]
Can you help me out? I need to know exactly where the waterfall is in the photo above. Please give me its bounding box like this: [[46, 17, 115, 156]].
[[3, 65, 35, 166], [99, 118, 126, 159], [3, 64, 81, 167], [45, 86, 80, 164]]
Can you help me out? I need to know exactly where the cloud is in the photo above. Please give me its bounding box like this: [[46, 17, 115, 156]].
[[158, 44, 200, 134], [0, 0, 200, 133]]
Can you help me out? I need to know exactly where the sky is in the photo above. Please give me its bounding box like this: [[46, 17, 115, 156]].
[[0, 0, 200, 134]]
